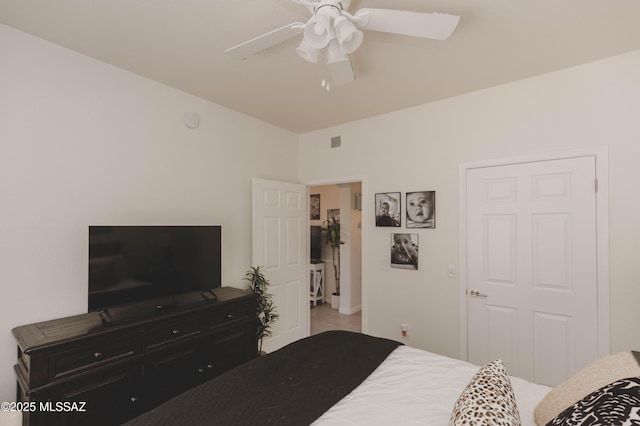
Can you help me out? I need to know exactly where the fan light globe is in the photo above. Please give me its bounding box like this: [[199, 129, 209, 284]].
[[334, 16, 363, 54], [296, 39, 320, 63], [303, 14, 332, 49], [325, 39, 348, 64]]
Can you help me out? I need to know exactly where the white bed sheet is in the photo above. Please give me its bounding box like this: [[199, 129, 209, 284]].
[[312, 345, 552, 425]]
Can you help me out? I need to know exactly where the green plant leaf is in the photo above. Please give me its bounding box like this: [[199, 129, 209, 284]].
[[244, 265, 278, 351]]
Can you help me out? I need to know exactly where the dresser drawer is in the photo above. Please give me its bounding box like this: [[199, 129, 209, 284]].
[[49, 334, 136, 380], [144, 317, 201, 349], [205, 302, 251, 330]]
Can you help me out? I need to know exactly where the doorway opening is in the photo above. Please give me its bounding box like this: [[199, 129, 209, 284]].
[[308, 181, 362, 335]]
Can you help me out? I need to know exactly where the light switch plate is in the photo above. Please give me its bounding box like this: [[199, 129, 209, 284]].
[[447, 265, 456, 278]]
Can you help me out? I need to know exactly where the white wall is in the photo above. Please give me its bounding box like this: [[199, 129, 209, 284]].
[[338, 182, 362, 315], [299, 50, 640, 358], [346, 182, 362, 314], [0, 24, 298, 403]]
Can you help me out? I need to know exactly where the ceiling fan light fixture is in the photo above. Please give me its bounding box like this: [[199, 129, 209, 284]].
[[346, 10, 370, 28], [296, 39, 321, 63], [325, 39, 347, 64], [303, 14, 333, 49], [224, 0, 461, 90], [334, 16, 363, 54]]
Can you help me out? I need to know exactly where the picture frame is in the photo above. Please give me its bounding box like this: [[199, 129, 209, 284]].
[[391, 233, 419, 270], [375, 192, 401, 227], [310, 194, 320, 220], [406, 191, 436, 228]]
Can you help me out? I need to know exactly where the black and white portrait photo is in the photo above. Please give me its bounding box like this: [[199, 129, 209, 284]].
[[310, 194, 320, 220], [375, 192, 401, 227], [391, 233, 419, 270], [406, 191, 435, 228]]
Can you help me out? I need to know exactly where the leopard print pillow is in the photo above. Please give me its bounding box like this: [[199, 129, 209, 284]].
[[545, 376, 640, 426], [449, 358, 521, 426]]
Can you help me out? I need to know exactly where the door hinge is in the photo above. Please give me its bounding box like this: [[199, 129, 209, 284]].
[[595, 178, 599, 193]]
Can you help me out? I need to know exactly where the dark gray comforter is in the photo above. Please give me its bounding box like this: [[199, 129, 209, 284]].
[[124, 331, 402, 425]]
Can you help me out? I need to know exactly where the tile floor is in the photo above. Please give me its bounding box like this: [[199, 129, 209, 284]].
[[310, 302, 361, 335]]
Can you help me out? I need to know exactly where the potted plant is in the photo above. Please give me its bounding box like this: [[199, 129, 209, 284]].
[[244, 266, 278, 354], [321, 216, 344, 309]]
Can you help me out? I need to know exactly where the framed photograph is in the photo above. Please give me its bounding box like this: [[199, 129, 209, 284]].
[[391, 233, 419, 270], [375, 192, 401, 227], [310, 194, 320, 220], [406, 191, 436, 228]]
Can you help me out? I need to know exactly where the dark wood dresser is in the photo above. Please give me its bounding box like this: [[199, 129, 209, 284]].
[[12, 286, 258, 426]]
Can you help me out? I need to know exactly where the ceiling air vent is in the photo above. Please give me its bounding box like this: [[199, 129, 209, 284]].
[[331, 136, 342, 148]]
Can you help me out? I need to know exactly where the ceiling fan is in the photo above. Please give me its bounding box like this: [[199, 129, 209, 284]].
[[224, 0, 460, 90]]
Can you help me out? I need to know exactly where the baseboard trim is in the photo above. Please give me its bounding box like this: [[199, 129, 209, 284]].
[[339, 305, 362, 315]]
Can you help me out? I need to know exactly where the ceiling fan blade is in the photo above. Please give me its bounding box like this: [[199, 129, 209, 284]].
[[355, 8, 460, 40], [224, 22, 305, 60], [328, 58, 356, 87]]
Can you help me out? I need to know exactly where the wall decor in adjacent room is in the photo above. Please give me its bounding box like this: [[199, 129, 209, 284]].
[[375, 192, 401, 227], [310, 194, 320, 220]]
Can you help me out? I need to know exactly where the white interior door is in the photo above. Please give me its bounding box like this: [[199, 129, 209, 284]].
[[252, 178, 309, 353], [466, 156, 599, 386]]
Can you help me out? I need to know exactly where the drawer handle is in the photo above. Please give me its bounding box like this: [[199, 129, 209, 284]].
[[172, 329, 180, 335], [226, 314, 235, 319], [94, 352, 103, 359], [198, 364, 214, 373]]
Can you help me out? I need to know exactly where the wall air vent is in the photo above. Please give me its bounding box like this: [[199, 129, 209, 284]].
[[331, 136, 342, 148]]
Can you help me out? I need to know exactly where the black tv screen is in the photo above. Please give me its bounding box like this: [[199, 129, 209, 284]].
[[88, 225, 222, 311], [310, 226, 322, 262]]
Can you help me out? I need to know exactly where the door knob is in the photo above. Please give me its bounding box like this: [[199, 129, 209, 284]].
[[469, 290, 488, 298]]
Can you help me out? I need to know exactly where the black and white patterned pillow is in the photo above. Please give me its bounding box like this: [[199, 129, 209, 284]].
[[449, 358, 521, 426], [546, 376, 640, 426]]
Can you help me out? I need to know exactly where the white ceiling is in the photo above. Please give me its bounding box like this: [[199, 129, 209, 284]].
[[2, 0, 640, 134]]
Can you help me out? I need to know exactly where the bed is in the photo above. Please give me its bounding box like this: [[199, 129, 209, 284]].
[[124, 331, 640, 426]]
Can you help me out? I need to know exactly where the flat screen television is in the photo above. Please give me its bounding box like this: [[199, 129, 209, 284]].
[[310, 226, 322, 262], [88, 225, 222, 311]]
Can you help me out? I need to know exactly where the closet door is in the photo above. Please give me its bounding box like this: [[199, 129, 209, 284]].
[[466, 156, 599, 386]]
